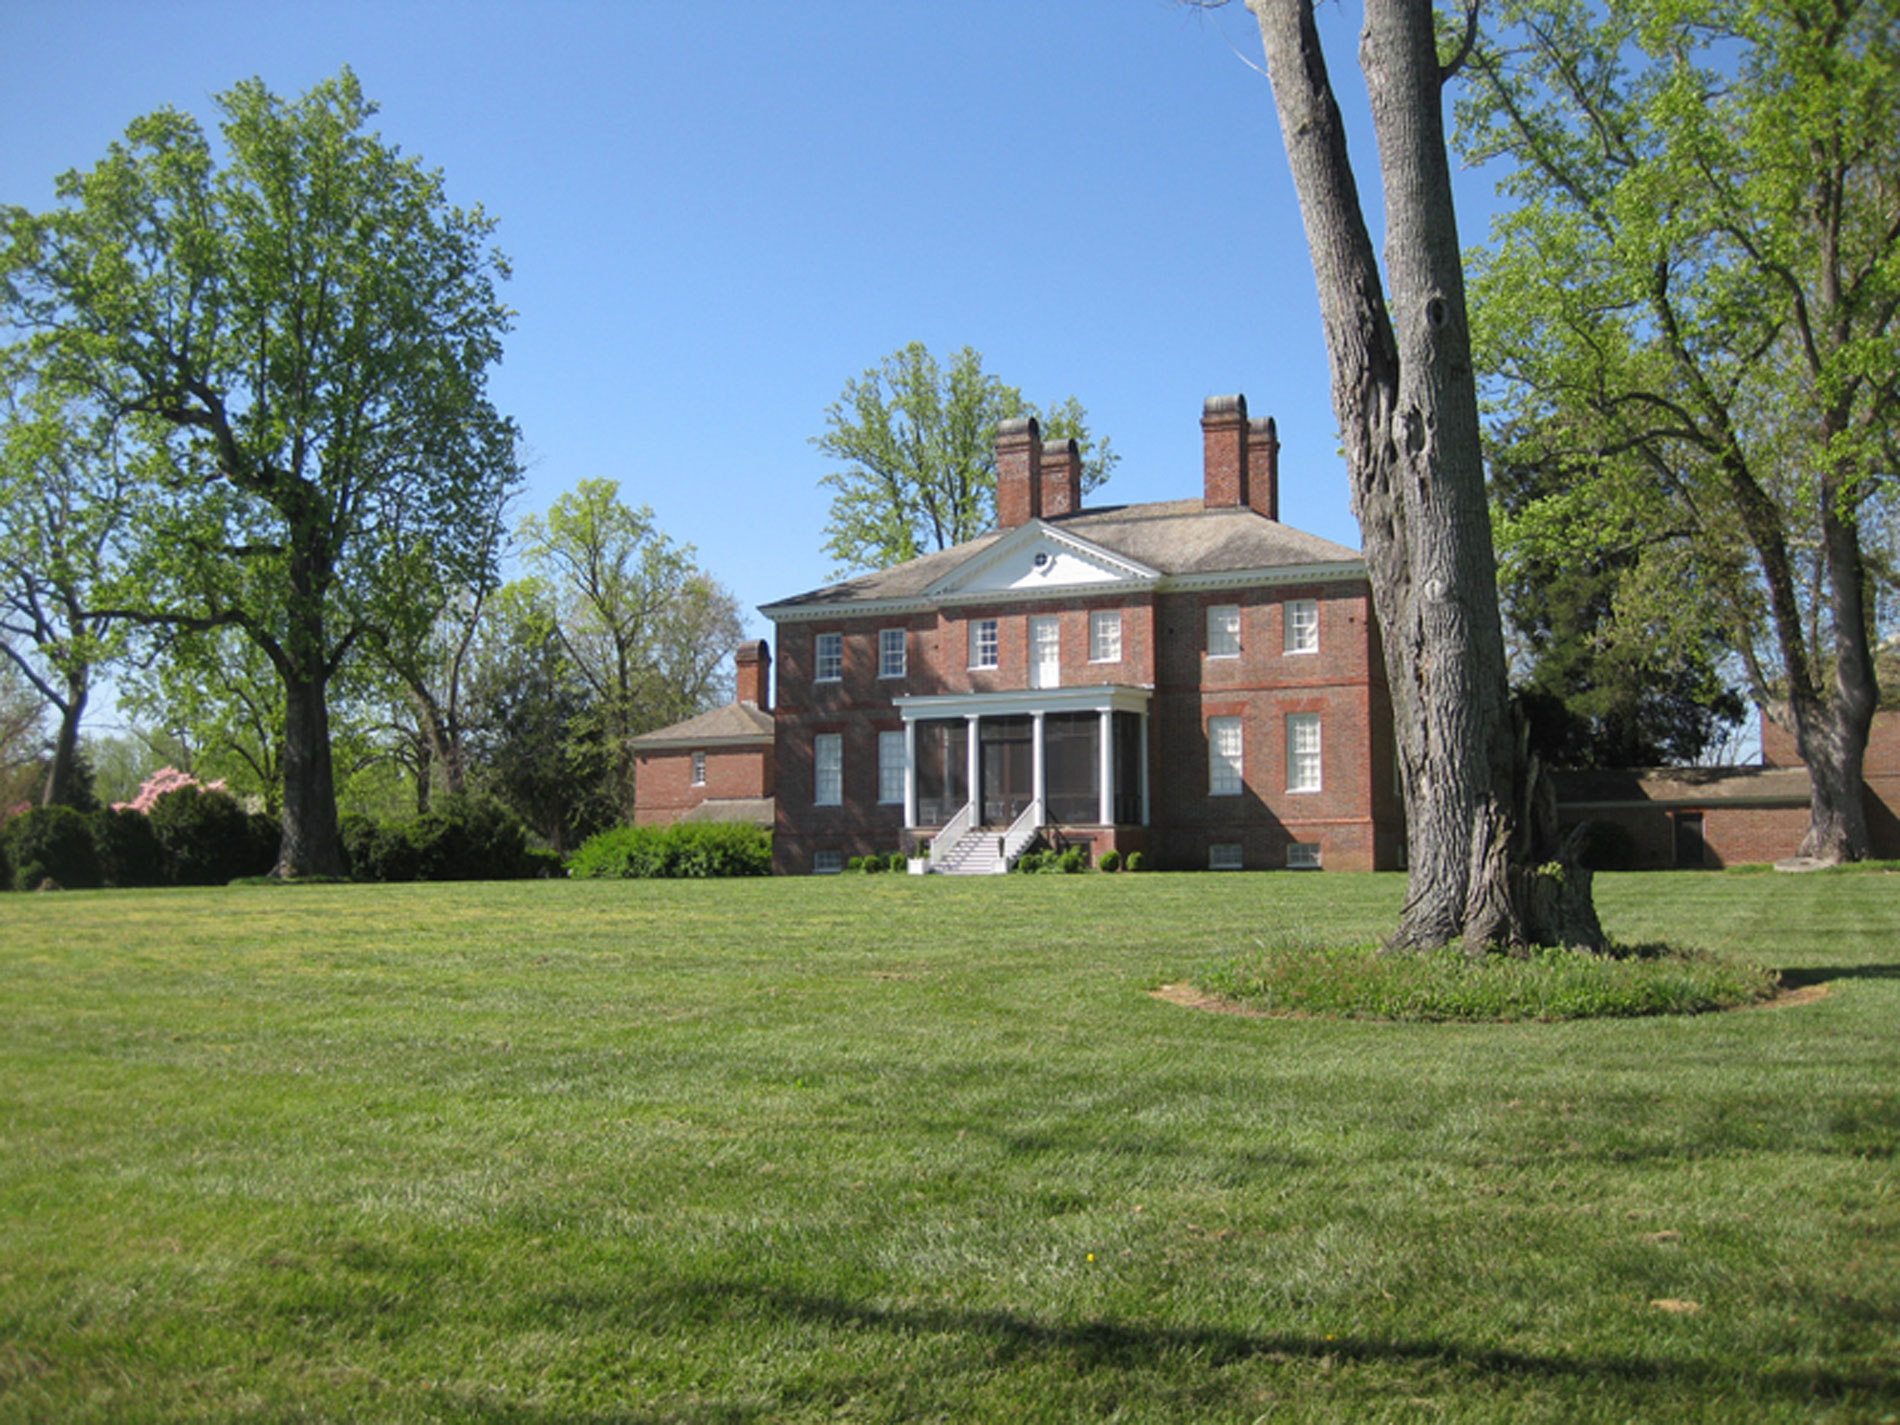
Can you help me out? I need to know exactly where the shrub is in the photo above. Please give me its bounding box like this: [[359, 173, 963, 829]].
[[887, 852, 908, 873], [344, 797, 534, 882], [5, 804, 104, 890], [1013, 849, 1047, 874], [149, 786, 271, 886], [1057, 847, 1087, 874], [5, 805, 98, 890], [1098, 849, 1121, 873], [0, 831, 10, 891], [1125, 851, 1147, 872], [89, 807, 166, 888], [566, 822, 771, 879]]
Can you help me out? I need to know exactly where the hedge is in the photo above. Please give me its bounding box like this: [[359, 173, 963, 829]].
[[566, 822, 771, 879]]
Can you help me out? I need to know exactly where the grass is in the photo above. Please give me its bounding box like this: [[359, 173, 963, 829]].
[[1, 871, 1896, 1422]]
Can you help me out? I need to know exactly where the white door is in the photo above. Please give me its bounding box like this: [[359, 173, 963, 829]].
[[1030, 616, 1061, 690]]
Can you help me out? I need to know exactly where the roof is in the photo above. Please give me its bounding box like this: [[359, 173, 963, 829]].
[[761, 501, 1364, 615], [676, 796, 775, 827], [1553, 765, 1812, 809], [629, 701, 774, 750]]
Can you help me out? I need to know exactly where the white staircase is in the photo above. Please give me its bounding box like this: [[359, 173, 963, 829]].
[[923, 800, 1043, 875]]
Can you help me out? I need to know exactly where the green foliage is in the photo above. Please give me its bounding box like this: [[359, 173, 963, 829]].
[[341, 796, 535, 883], [87, 806, 166, 888], [2, 68, 521, 876], [147, 787, 273, 886], [813, 343, 1118, 574], [0, 820, 10, 889], [3, 803, 100, 889], [565, 821, 771, 880], [1125, 850, 1147, 872], [1198, 939, 1777, 1022], [517, 482, 743, 823], [1460, 0, 1900, 754], [1097, 849, 1121, 873]]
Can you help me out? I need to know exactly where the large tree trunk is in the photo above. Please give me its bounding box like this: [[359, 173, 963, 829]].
[[40, 672, 88, 809], [276, 666, 345, 877], [1248, 0, 1602, 952]]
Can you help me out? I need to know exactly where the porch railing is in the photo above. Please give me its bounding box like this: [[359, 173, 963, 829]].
[[1000, 798, 1045, 869], [927, 800, 976, 867]]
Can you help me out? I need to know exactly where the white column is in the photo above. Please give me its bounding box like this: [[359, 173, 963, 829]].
[[965, 713, 982, 823], [1032, 710, 1047, 817], [1098, 708, 1114, 825], [903, 718, 918, 829]]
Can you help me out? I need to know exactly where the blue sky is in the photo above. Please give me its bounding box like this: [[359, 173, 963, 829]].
[[1, 0, 1501, 646]]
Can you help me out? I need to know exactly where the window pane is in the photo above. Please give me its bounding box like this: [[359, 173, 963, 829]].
[[814, 733, 842, 805], [1090, 610, 1122, 662], [878, 730, 906, 805], [691, 751, 706, 786], [1209, 843, 1243, 871], [879, 628, 906, 679], [1285, 599, 1318, 654], [970, 618, 998, 669], [1209, 715, 1243, 796], [1207, 605, 1240, 658], [815, 633, 842, 681], [1287, 713, 1321, 792]]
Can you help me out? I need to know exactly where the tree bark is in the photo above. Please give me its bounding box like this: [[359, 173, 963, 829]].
[[276, 665, 345, 878], [1248, 0, 1602, 951], [40, 672, 88, 809]]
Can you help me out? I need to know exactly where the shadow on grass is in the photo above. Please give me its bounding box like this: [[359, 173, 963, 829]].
[[466, 1280, 1899, 1422], [1780, 963, 1900, 989]]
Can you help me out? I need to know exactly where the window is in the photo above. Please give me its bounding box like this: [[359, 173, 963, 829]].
[[814, 733, 843, 805], [970, 618, 999, 669], [1285, 599, 1319, 654], [1090, 610, 1122, 663], [1207, 604, 1241, 659], [815, 632, 843, 682], [1209, 843, 1244, 871], [690, 750, 706, 786], [1208, 715, 1243, 797], [1286, 842, 1322, 870], [1287, 713, 1322, 792], [878, 730, 906, 805], [813, 849, 844, 875], [879, 627, 906, 679]]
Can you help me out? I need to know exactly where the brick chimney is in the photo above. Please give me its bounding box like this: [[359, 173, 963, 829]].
[[1202, 394, 1249, 509], [1040, 436, 1081, 518], [1248, 416, 1280, 521], [735, 639, 770, 710], [996, 416, 1042, 528]]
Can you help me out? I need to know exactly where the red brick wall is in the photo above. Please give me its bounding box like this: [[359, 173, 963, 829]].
[[634, 744, 773, 826], [1758, 709, 1900, 858]]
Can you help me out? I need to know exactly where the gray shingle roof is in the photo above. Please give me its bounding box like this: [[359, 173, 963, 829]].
[[629, 701, 774, 749], [761, 501, 1364, 613]]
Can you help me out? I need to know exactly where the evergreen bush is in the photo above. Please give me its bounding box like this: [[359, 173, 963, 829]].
[[5, 805, 103, 889], [1126, 851, 1147, 872], [148, 786, 270, 885], [89, 807, 166, 888], [1098, 849, 1121, 873]]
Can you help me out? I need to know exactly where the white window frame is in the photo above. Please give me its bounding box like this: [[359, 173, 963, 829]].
[[1286, 842, 1322, 870], [877, 730, 906, 805], [815, 632, 843, 683], [1209, 843, 1244, 871], [814, 733, 843, 806], [1285, 599, 1319, 655], [690, 750, 706, 787], [1287, 712, 1322, 793], [878, 627, 906, 679], [970, 618, 999, 670], [1207, 604, 1241, 660], [813, 849, 844, 875], [1208, 715, 1244, 797], [1089, 610, 1122, 663]]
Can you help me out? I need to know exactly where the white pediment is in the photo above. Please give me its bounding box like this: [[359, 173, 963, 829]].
[[923, 521, 1159, 601]]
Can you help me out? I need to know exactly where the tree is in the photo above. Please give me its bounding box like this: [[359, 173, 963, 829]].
[[463, 578, 616, 852], [1, 70, 520, 876], [1226, 0, 1602, 950], [814, 342, 1118, 574], [0, 642, 45, 812], [517, 480, 744, 821], [1492, 441, 1746, 768], [0, 364, 135, 809], [1457, 0, 1900, 861]]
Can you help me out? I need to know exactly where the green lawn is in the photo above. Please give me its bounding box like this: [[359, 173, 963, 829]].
[[1, 872, 1895, 1422]]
